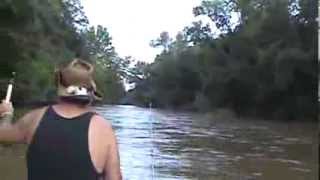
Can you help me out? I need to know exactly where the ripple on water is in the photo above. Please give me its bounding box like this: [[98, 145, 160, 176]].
[[95, 105, 317, 180], [273, 158, 303, 165], [0, 105, 316, 180]]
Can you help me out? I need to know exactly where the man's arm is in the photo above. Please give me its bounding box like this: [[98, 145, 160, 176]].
[[0, 112, 30, 143], [0, 101, 39, 143], [0, 122, 25, 143], [104, 123, 122, 180]]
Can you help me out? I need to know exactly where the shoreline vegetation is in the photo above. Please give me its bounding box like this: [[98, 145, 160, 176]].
[[0, 0, 317, 122]]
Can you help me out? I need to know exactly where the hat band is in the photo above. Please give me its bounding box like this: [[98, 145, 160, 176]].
[[66, 86, 90, 96]]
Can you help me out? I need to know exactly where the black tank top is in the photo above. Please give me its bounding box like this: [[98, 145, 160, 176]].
[[27, 106, 104, 180]]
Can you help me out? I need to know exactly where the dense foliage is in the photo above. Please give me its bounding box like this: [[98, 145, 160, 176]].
[[0, 0, 317, 120], [131, 0, 318, 120], [0, 0, 126, 104]]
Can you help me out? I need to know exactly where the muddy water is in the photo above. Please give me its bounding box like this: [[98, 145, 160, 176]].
[[0, 105, 318, 180]]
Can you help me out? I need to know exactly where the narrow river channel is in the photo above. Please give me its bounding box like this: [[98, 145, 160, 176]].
[[0, 105, 318, 180]]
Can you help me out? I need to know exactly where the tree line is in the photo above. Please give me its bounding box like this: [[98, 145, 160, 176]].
[[0, 0, 317, 121], [0, 0, 129, 104], [129, 0, 317, 121]]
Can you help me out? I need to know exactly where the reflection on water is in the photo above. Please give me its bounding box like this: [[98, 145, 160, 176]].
[[97, 105, 318, 180], [0, 105, 318, 180]]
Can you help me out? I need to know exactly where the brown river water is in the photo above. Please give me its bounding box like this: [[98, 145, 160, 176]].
[[0, 105, 318, 180]]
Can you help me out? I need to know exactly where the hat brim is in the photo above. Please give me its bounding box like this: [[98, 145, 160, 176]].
[[57, 85, 103, 102], [60, 95, 92, 105], [92, 90, 103, 101]]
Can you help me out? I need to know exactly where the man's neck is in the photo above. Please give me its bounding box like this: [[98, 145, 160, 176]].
[[54, 100, 91, 117]]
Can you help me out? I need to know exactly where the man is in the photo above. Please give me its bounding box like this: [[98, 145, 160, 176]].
[[0, 59, 122, 180]]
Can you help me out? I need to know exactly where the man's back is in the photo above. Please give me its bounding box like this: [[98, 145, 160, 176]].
[[0, 103, 122, 180], [27, 105, 103, 180]]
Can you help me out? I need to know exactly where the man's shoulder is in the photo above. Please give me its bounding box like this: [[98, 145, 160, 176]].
[[90, 114, 113, 134], [24, 106, 48, 119], [16, 106, 48, 130]]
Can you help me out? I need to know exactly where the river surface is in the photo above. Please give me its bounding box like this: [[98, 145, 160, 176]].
[[0, 105, 318, 180]]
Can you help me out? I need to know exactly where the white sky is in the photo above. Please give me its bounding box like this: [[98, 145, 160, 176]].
[[82, 0, 202, 63]]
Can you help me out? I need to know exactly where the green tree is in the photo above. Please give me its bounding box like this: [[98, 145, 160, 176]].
[[133, 0, 317, 120], [0, 0, 126, 104], [183, 21, 212, 45], [150, 31, 172, 52], [81, 25, 126, 103]]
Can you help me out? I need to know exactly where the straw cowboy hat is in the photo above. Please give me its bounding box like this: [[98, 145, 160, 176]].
[[55, 59, 102, 102]]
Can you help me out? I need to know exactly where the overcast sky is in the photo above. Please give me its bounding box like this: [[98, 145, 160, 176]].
[[82, 0, 202, 63]]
